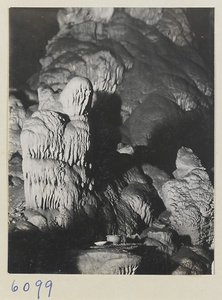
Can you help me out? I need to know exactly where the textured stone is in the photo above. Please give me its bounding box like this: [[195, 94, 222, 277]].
[[58, 76, 92, 117], [24, 209, 48, 231], [171, 246, 212, 275], [141, 227, 179, 255], [39, 37, 125, 93], [8, 183, 25, 224], [9, 155, 24, 182], [124, 8, 163, 25], [9, 95, 27, 129], [9, 128, 23, 158], [161, 147, 214, 246], [28, 8, 212, 117], [9, 95, 27, 157], [98, 165, 162, 237], [156, 8, 194, 46], [10, 9, 213, 256], [141, 163, 170, 198], [121, 182, 154, 225], [122, 94, 184, 147], [14, 220, 39, 232], [75, 248, 141, 274], [37, 85, 62, 111], [57, 8, 114, 30], [20, 76, 163, 236], [21, 77, 94, 228]]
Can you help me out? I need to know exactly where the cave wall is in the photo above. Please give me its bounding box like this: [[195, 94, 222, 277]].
[[8, 7, 214, 250]]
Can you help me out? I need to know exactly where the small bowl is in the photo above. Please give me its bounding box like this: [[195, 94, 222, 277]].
[[94, 241, 107, 246], [106, 235, 121, 244]]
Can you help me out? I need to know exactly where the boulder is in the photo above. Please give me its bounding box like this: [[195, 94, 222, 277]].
[[75, 248, 141, 274], [122, 94, 184, 148], [171, 246, 212, 274], [141, 227, 180, 255], [24, 209, 48, 231]]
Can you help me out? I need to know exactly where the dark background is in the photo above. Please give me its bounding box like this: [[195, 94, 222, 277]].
[[9, 8, 59, 88], [9, 8, 214, 89]]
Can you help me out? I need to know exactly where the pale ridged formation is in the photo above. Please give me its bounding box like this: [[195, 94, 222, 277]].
[[161, 147, 214, 246], [21, 110, 66, 161], [21, 77, 93, 227], [58, 76, 92, 116]]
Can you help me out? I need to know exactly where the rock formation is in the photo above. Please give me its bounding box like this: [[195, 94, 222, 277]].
[[28, 8, 212, 116], [171, 246, 212, 275], [20, 76, 162, 236], [9, 8, 214, 274], [75, 248, 141, 274], [161, 147, 214, 246], [23, 8, 213, 174], [9, 94, 27, 158], [21, 77, 94, 228], [122, 93, 185, 147]]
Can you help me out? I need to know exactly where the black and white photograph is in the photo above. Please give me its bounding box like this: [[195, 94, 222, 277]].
[[7, 6, 215, 277], [3, 2, 222, 298]]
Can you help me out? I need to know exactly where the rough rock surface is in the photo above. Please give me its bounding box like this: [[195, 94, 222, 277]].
[[57, 8, 114, 30], [141, 227, 180, 255], [9, 94, 27, 157], [122, 94, 184, 147], [155, 8, 194, 46], [141, 163, 171, 198], [121, 182, 155, 225], [98, 165, 162, 237], [124, 8, 163, 26], [21, 8, 213, 177], [9, 154, 24, 183], [20, 76, 162, 236], [8, 8, 214, 274], [171, 246, 212, 275], [161, 147, 214, 246], [75, 248, 141, 274], [20, 8, 213, 180], [27, 8, 212, 116], [21, 77, 94, 228]]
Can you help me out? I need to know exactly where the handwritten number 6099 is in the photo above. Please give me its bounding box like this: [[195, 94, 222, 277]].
[[11, 280, 52, 298]]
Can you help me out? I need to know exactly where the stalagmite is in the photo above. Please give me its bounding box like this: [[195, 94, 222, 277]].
[[21, 76, 94, 228], [161, 147, 214, 246]]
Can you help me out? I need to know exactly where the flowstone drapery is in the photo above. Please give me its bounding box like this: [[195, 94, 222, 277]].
[[161, 147, 214, 246], [21, 77, 94, 228]]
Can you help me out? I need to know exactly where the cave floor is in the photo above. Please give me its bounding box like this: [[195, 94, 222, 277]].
[[8, 229, 174, 275], [8, 229, 213, 275]]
